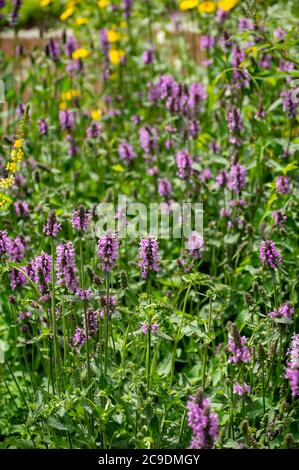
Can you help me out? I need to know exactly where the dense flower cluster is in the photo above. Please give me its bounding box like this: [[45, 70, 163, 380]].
[[286, 334, 299, 398], [187, 390, 218, 449]]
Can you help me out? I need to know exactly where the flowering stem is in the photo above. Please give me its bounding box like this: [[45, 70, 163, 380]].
[[147, 329, 151, 392], [104, 273, 110, 376], [169, 283, 191, 388], [51, 238, 59, 393], [202, 297, 213, 391]]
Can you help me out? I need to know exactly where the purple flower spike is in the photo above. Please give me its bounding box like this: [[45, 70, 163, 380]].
[[276, 176, 290, 195], [72, 206, 91, 232], [286, 334, 299, 398], [139, 236, 160, 279], [260, 240, 281, 270], [97, 231, 119, 272], [43, 211, 61, 238], [228, 324, 252, 364], [56, 242, 78, 292], [187, 390, 218, 449]]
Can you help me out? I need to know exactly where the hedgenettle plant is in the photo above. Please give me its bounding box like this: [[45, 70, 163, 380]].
[[0, 0, 298, 451]]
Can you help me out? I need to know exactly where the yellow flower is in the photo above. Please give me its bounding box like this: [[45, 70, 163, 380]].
[[107, 30, 121, 43], [119, 21, 127, 29], [6, 162, 17, 173], [217, 0, 239, 11], [109, 49, 125, 65], [198, 1, 216, 13], [40, 0, 52, 6], [91, 110, 102, 121], [60, 102, 67, 110], [72, 48, 89, 60], [60, 6, 75, 21], [61, 89, 79, 101], [76, 17, 89, 25], [98, 0, 109, 7], [179, 0, 199, 11], [0, 175, 15, 189], [13, 139, 23, 149]]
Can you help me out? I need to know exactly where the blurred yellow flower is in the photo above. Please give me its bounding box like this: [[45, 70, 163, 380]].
[[0, 176, 14, 189], [119, 21, 127, 29], [98, 0, 109, 8], [91, 110, 102, 121], [14, 139, 24, 149], [40, 0, 52, 6], [109, 49, 125, 65], [60, 6, 75, 21], [217, 0, 239, 11], [107, 30, 122, 43], [198, 1, 216, 13], [179, 0, 199, 11], [61, 89, 79, 102], [76, 17, 89, 25], [60, 102, 67, 110], [6, 162, 17, 173], [72, 48, 89, 60]]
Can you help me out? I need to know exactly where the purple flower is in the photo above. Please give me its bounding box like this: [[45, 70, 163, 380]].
[[188, 232, 204, 259], [99, 295, 117, 318], [8, 236, 25, 262], [188, 82, 207, 112], [142, 48, 155, 64], [139, 127, 158, 154], [188, 119, 200, 139], [118, 142, 136, 162], [9, 268, 26, 290], [38, 118, 48, 136], [274, 28, 286, 40], [59, 110, 75, 131], [14, 201, 29, 218], [216, 170, 228, 188], [232, 46, 249, 88], [97, 231, 118, 272], [260, 240, 281, 270], [122, 0, 132, 17], [46, 39, 61, 61], [228, 164, 247, 193], [199, 168, 212, 182], [65, 35, 78, 57], [259, 54, 272, 69], [176, 150, 193, 179], [140, 322, 160, 334], [72, 326, 85, 353], [276, 176, 290, 195], [83, 308, 98, 336], [200, 35, 215, 50], [86, 121, 102, 139], [281, 90, 298, 119], [0, 230, 10, 257], [76, 288, 91, 301], [234, 382, 251, 396], [139, 236, 160, 279], [158, 177, 172, 198], [216, 8, 228, 23], [72, 206, 91, 232], [286, 334, 299, 397], [227, 108, 243, 133], [11, 0, 21, 26], [43, 211, 61, 238], [187, 390, 218, 449], [269, 302, 294, 320], [272, 209, 287, 225], [238, 18, 254, 31], [228, 324, 251, 363], [56, 242, 78, 292], [34, 252, 52, 293]]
